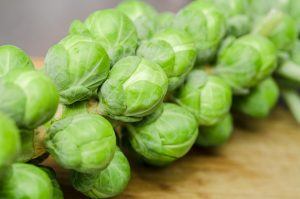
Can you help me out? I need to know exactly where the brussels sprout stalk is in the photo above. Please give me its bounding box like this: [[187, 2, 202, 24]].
[[276, 61, 300, 84], [282, 89, 300, 123]]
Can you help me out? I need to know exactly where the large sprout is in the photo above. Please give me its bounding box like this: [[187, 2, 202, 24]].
[[215, 34, 277, 94], [173, 0, 226, 64], [0, 45, 34, 77], [70, 9, 138, 64], [0, 68, 59, 129], [0, 163, 54, 199], [44, 34, 110, 105], [71, 147, 130, 199], [128, 103, 198, 166], [175, 70, 232, 126], [45, 113, 116, 173], [99, 56, 168, 122], [0, 113, 20, 179], [233, 78, 279, 118], [117, 0, 158, 40], [137, 28, 196, 90], [196, 114, 233, 147]]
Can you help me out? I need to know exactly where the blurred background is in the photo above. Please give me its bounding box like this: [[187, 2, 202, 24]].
[[0, 0, 190, 57]]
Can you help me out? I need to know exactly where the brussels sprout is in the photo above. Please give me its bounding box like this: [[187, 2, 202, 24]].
[[39, 166, 64, 199], [173, 0, 226, 64], [286, 0, 300, 34], [247, 0, 287, 20], [17, 128, 46, 163], [196, 114, 233, 147], [128, 103, 198, 166], [0, 45, 34, 77], [233, 78, 279, 118], [0, 163, 54, 199], [99, 56, 168, 122], [253, 9, 297, 52], [71, 147, 130, 199], [204, 0, 251, 37], [44, 34, 110, 105], [70, 9, 138, 64], [137, 28, 196, 90], [0, 113, 20, 178], [117, 0, 158, 40], [175, 70, 232, 126], [215, 34, 277, 94], [0, 68, 59, 129], [45, 113, 116, 173], [155, 12, 175, 33], [282, 88, 300, 123]]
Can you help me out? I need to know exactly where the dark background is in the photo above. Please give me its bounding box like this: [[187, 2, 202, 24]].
[[0, 0, 190, 56]]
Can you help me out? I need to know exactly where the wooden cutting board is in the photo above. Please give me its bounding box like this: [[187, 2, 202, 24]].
[[35, 59, 300, 199]]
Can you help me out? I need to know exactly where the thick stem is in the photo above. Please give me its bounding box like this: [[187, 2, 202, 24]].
[[276, 61, 300, 84], [282, 89, 300, 123]]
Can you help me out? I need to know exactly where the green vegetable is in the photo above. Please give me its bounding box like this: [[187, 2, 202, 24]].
[[128, 103, 198, 166], [174, 0, 226, 64], [215, 34, 277, 94], [99, 56, 168, 122], [155, 12, 175, 33], [39, 166, 64, 199], [0, 68, 59, 129], [0, 113, 20, 179], [196, 114, 233, 147], [70, 9, 138, 64], [253, 9, 297, 52], [0, 163, 54, 199], [281, 88, 300, 123], [117, 0, 158, 40], [44, 34, 110, 105], [286, 0, 300, 34], [137, 28, 196, 90], [45, 113, 116, 173], [233, 78, 279, 118], [71, 147, 130, 199], [0, 45, 34, 77], [175, 70, 232, 126]]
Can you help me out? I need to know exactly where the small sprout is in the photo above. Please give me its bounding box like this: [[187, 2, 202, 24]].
[[99, 56, 168, 122], [175, 70, 232, 126], [45, 113, 116, 173], [0, 45, 34, 77], [71, 147, 130, 199], [117, 0, 158, 40], [174, 0, 226, 64], [39, 166, 64, 199], [0, 163, 54, 199], [196, 114, 233, 147], [137, 28, 196, 90], [233, 78, 279, 118], [0, 68, 59, 129], [44, 34, 110, 105], [128, 103, 198, 166]]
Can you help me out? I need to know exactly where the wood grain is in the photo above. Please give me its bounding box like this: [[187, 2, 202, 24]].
[[34, 59, 300, 199]]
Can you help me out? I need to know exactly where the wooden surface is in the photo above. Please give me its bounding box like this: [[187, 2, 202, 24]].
[[34, 59, 300, 199]]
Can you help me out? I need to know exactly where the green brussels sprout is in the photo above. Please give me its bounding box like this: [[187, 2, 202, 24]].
[[215, 34, 277, 94], [17, 128, 46, 163], [99, 56, 168, 122], [0, 45, 34, 77], [0, 68, 59, 129], [137, 28, 196, 90], [155, 12, 175, 33], [253, 10, 297, 52], [70, 9, 138, 64], [175, 70, 232, 126], [196, 114, 233, 147], [233, 78, 279, 118], [281, 88, 300, 123], [286, 0, 300, 34], [173, 0, 226, 64], [128, 103, 198, 166], [0, 163, 54, 199], [247, 0, 287, 20], [45, 113, 116, 173], [71, 147, 130, 199], [44, 34, 110, 105], [0, 113, 20, 178], [204, 0, 251, 37], [39, 166, 64, 199], [117, 0, 158, 40]]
